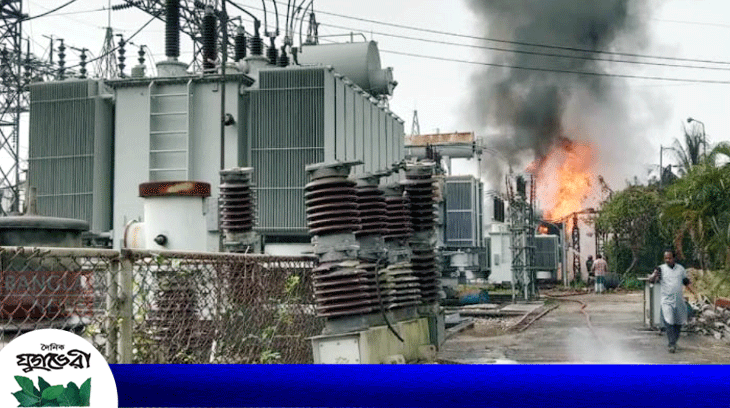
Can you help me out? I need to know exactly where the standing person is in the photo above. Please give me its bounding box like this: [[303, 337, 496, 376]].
[[648, 249, 696, 353], [592, 254, 608, 293], [586, 255, 595, 288]]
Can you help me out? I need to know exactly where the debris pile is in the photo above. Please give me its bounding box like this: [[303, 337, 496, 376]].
[[686, 298, 730, 342]]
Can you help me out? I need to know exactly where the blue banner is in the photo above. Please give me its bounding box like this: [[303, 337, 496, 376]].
[[111, 364, 728, 407]]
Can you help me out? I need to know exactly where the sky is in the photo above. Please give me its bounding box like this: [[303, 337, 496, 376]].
[[15, 0, 730, 192]]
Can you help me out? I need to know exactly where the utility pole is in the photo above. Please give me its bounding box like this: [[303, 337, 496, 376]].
[[659, 145, 664, 188]]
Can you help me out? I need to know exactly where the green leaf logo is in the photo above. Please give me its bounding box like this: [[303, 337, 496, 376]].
[[12, 376, 90, 407]]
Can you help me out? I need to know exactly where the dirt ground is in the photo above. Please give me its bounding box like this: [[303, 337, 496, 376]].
[[439, 291, 730, 364]]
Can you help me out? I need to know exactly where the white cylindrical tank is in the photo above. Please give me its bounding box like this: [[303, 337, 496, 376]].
[[139, 181, 211, 251], [298, 41, 396, 96]]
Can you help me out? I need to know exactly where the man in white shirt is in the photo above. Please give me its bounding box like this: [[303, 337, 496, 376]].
[[591, 254, 608, 293], [648, 249, 696, 353]]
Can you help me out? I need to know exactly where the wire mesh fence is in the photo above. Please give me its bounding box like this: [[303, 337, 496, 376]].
[[0, 246, 322, 364]]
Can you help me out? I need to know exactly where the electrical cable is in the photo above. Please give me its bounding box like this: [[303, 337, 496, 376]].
[[63, 15, 157, 70], [226, 5, 730, 84], [289, 0, 306, 41], [298, 0, 313, 45], [260, 0, 268, 36], [284, 0, 292, 39], [310, 7, 730, 66], [234, 0, 730, 67], [23, 0, 78, 21], [317, 20, 730, 72], [52, 7, 108, 16], [372, 255, 404, 343], [270, 0, 279, 35], [380, 49, 730, 85]]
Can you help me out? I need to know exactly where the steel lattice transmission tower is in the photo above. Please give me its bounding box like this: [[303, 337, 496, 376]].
[[97, 26, 120, 79], [507, 174, 538, 301], [410, 110, 419, 136], [1, 1, 66, 214], [0, 0, 25, 214]]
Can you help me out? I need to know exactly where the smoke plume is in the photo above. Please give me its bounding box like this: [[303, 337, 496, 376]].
[[465, 0, 656, 188]]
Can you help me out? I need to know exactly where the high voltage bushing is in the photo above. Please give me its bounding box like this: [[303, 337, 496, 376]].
[[305, 162, 360, 238], [403, 164, 437, 232], [57, 40, 66, 80], [277, 47, 289, 67], [234, 27, 247, 61], [219, 167, 257, 252], [404, 162, 440, 304], [353, 172, 390, 310], [165, 0, 181, 59], [311, 260, 381, 318], [305, 161, 377, 319], [202, 6, 217, 71], [266, 37, 278, 65], [249, 30, 264, 56], [353, 173, 388, 239], [382, 183, 413, 242]]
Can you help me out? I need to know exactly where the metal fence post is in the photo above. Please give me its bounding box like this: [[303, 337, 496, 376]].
[[105, 257, 119, 363], [119, 253, 134, 363]]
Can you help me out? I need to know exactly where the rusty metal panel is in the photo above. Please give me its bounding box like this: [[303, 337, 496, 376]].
[[405, 132, 475, 146]]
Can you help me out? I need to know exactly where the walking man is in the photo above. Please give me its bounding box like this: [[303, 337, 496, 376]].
[[648, 249, 696, 353], [592, 254, 607, 293], [586, 255, 595, 287]]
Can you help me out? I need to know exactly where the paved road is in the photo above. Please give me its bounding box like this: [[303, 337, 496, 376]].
[[439, 291, 730, 364]]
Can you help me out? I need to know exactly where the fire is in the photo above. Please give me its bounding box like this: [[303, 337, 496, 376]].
[[536, 137, 598, 223]]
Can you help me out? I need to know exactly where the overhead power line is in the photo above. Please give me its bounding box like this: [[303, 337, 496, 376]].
[[23, 0, 79, 21], [318, 20, 730, 72], [381, 49, 730, 85], [64, 15, 157, 70], [309, 7, 730, 66], [234, 0, 730, 66], [53, 7, 108, 16]]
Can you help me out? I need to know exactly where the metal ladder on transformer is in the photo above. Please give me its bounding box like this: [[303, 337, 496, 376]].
[[148, 79, 193, 181]]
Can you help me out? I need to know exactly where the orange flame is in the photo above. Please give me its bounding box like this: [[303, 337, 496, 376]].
[[536, 137, 598, 223]]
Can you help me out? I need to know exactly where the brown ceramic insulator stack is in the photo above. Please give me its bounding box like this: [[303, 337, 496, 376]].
[[380, 183, 420, 308], [306, 161, 380, 319], [383, 185, 413, 241], [311, 260, 381, 318], [410, 249, 439, 303], [354, 182, 387, 238], [219, 168, 255, 233], [304, 174, 359, 236], [403, 172, 436, 232], [404, 165, 440, 304], [380, 262, 422, 309]]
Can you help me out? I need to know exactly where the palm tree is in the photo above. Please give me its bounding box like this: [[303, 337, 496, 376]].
[[661, 143, 730, 270], [670, 121, 708, 176], [707, 141, 730, 168]]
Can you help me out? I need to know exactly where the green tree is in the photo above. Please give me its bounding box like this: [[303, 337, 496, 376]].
[[670, 121, 708, 176], [596, 186, 663, 276], [662, 143, 730, 270]]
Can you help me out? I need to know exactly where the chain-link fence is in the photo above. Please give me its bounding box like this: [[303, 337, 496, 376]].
[[1, 246, 322, 364]]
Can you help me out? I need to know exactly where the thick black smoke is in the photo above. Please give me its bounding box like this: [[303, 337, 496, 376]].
[[465, 0, 652, 186]]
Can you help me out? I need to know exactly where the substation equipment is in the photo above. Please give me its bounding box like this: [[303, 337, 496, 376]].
[[507, 174, 538, 301], [403, 133, 489, 296], [21, 0, 447, 363], [306, 160, 442, 364]]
